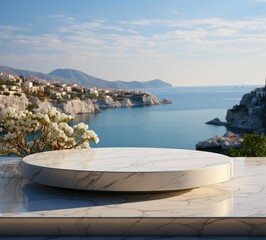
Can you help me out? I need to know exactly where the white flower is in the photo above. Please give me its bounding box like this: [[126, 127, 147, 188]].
[[48, 107, 58, 117], [90, 130, 100, 144], [0, 107, 99, 157], [80, 141, 89, 148], [74, 122, 89, 130], [43, 114, 50, 123]]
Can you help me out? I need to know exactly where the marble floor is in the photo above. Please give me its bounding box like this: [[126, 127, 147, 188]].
[[1, 155, 266, 236]]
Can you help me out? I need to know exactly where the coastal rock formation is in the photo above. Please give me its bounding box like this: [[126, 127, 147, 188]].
[[0, 94, 28, 111], [226, 110, 263, 130], [28, 96, 51, 109], [54, 99, 98, 115], [0, 90, 170, 116], [141, 94, 161, 105], [96, 96, 121, 108], [225, 86, 265, 132], [196, 131, 243, 150], [206, 118, 228, 126], [161, 98, 172, 104], [240, 93, 252, 106], [120, 98, 133, 107], [95, 95, 161, 108]]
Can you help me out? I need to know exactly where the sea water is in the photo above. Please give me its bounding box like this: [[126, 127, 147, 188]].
[[72, 85, 259, 150]]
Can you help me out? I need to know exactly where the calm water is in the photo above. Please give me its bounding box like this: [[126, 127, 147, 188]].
[[73, 85, 259, 150]]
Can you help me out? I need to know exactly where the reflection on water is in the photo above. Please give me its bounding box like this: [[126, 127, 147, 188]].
[[73, 112, 98, 124]]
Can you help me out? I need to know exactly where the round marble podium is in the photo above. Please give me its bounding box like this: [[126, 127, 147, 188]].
[[22, 148, 232, 192]]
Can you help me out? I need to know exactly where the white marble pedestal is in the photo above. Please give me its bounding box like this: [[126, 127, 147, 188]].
[[22, 148, 232, 192]]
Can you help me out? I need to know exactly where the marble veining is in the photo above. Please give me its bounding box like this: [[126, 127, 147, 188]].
[[1, 155, 266, 235], [22, 148, 232, 192], [22, 148, 231, 172]]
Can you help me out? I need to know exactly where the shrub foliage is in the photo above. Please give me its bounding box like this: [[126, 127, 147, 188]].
[[227, 134, 266, 157]]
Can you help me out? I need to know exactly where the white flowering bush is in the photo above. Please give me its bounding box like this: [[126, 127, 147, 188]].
[[0, 107, 99, 157]]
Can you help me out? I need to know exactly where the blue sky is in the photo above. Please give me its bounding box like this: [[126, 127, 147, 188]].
[[1, 0, 266, 86]]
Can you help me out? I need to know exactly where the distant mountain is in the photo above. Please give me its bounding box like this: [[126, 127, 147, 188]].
[[50, 68, 173, 89], [0, 65, 173, 89], [49, 68, 118, 89], [0, 65, 64, 81], [115, 79, 173, 89]]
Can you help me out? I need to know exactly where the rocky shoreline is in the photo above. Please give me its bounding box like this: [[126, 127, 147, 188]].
[[0, 93, 172, 116], [226, 87, 265, 133], [197, 86, 265, 151], [196, 131, 243, 151], [205, 118, 228, 126]]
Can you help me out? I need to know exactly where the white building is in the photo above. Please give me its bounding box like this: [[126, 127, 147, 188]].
[[23, 81, 33, 89], [64, 86, 72, 93], [9, 86, 17, 91], [31, 86, 40, 93], [88, 88, 99, 97], [39, 86, 45, 92], [0, 73, 16, 81]]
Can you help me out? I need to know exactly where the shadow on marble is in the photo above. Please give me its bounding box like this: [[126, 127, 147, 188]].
[[21, 181, 193, 212], [0, 158, 233, 217], [1, 171, 192, 214]]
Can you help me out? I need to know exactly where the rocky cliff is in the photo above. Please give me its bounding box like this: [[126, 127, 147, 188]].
[[28, 96, 51, 109], [95, 94, 161, 108], [0, 95, 98, 115], [54, 99, 99, 115], [226, 110, 263, 130], [0, 94, 29, 111], [0, 93, 165, 116], [226, 87, 266, 132], [141, 94, 161, 105], [96, 96, 121, 108]]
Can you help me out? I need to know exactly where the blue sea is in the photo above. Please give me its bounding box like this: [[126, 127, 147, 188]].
[[72, 85, 259, 150]]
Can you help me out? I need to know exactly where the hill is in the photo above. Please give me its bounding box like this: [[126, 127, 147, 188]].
[[50, 68, 173, 89], [0, 65, 64, 81], [0, 65, 173, 89], [49, 68, 118, 89]]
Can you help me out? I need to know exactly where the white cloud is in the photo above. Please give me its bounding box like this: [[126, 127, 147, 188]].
[[50, 14, 75, 22], [57, 19, 138, 34], [50, 14, 65, 18], [65, 35, 106, 46], [3, 16, 266, 57], [119, 17, 266, 32], [0, 25, 30, 32], [2, 15, 266, 85], [119, 19, 153, 26]]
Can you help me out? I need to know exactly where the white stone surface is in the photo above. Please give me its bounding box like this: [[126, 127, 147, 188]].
[[22, 148, 232, 192], [1, 156, 266, 235]]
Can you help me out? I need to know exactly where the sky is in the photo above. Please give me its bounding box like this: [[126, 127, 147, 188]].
[[1, 0, 266, 86]]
